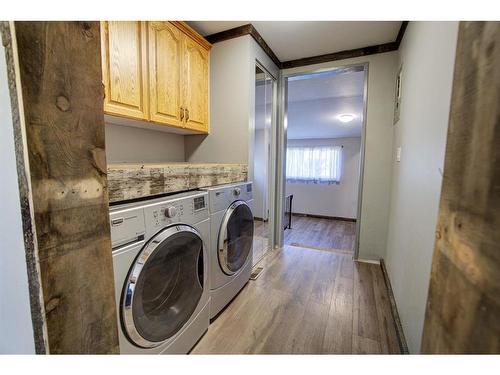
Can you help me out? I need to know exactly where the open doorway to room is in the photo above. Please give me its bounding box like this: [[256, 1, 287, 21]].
[[283, 65, 367, 255], [252, 63, 275, 266]]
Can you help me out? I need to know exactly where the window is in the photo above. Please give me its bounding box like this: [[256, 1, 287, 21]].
[[286, 146, 342, 184]]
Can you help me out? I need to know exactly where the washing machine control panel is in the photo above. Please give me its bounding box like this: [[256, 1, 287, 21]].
[[151, 203, 184, 227], [164, 206, 177, 218]]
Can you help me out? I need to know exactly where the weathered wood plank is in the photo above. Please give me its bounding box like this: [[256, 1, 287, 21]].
[[107, 162, 248, 203], [421, 21, 500, 353], [15, 21, 119, 354]]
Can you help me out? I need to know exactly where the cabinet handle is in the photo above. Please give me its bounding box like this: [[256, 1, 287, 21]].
[[180, 107, 184, 121], [186, 108, 190, 121]]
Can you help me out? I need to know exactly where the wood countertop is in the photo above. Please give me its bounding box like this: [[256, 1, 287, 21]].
[[107, 162, 248, 203]]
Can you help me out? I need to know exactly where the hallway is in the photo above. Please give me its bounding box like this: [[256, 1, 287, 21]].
[[191, 245, 401, 354]]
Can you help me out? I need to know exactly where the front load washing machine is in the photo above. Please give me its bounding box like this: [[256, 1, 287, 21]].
[[109, 191, 210, 354], [201, 182, 254, 319]]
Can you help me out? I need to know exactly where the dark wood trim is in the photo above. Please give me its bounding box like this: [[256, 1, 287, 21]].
[[206, 23, 281, 68], [247, 24, 281, 68], [281, 42, 398, 69], [205, 24, 253, 44], [206, 21, 409, 70], [380, 259, 409, 354], [395, 21, 409, 47], [292, 212, 356, 222], [282, 21, 409, 68]]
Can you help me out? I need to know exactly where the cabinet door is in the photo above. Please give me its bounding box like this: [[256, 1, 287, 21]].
[[182, 37, 209, 133], [101, 21, 148, 120], [148, 22, 183, 127]]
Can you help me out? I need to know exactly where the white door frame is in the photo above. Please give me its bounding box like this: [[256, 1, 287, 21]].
[[274, 62, 369, 259]]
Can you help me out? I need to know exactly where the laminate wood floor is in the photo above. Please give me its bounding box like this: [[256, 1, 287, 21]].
[[191, 245, 401, 354], [284, 215, 356, 252], [253, 220, 271, 266]]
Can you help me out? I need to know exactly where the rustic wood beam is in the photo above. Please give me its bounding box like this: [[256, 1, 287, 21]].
[[14, 21, 119, 354], [421, 21, 500, 353]]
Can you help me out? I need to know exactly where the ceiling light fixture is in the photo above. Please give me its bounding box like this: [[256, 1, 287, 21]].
[[337, 113, 356, 123]]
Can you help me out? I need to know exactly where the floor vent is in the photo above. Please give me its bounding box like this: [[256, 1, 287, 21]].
[[250, 267, 264, 280]]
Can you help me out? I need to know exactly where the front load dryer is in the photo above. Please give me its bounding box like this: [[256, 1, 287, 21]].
[[109, 191, 210, 354], [201, 182, 254, 319]]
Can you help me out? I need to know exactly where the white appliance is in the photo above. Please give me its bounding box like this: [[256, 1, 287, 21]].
[[109, 191, 210, 354], [201, 182, 254, 319]]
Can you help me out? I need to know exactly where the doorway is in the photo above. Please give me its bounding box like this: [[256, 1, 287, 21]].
[[252, 63, 276, 266], [279, 64, 368, 256]]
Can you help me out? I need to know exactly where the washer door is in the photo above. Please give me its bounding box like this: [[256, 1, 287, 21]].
[[122, 225, 204, 348], [218, 200, 254, 275]]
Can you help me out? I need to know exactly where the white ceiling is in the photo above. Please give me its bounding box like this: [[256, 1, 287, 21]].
[[287, 95, 364, 139], [287, 69, 364, 139], [255, 69, 365, 138], [187, 21, 401, 61]]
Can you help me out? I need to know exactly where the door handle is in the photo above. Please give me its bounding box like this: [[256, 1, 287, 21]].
[[185, 108, 190, 122], [180, 107, 184, 121]]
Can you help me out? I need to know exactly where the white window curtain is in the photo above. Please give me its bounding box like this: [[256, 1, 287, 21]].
[[286, 146, 342, 184]]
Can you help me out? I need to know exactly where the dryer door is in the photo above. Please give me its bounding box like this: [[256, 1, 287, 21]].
[[122, 225, 204, 348], [218, 200, 254, 275]]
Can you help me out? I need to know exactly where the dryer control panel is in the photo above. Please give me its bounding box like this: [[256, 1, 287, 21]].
[[208, 182, 253, 213], [144, 193, 208, 232]]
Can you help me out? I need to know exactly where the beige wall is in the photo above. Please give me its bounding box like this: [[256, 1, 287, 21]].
[[105, 123, 185, 164], [385, 21, 459, 353], [185, 36, 252, 164], [184, 35, 279, 178], [284, 51, 398, 261]]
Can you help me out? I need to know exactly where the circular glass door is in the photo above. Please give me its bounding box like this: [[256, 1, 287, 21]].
[[122, 225, 204, 348], [218, 201, 254, 275]]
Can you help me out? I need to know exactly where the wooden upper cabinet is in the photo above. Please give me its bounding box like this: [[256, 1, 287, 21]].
[[100, 21, 211, 134], [101, 21, 148, 120], [148, 22, 183, 128], [183, 37, 209, 133]]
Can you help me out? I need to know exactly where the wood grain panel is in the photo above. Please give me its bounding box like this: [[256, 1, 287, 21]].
[[15, 21, 119, 354], [183, 36, 209, 132], [101, 21, 148, 119], [107, 163, 248, 203], [421, 21, 500, 354], [148, 21, 183, 127]]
